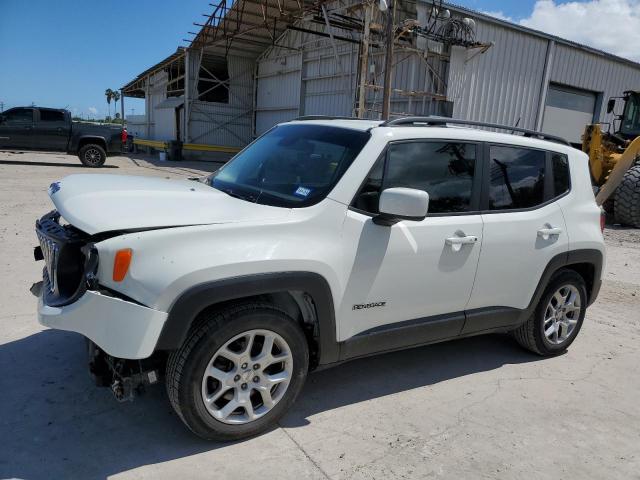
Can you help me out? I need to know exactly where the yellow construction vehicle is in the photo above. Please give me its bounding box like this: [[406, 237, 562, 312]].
[[583, 90, 640, 227]]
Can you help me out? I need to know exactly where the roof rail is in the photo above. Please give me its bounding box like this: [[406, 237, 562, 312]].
[[293, 115, 363, 121], [381, 116, 571, 146]]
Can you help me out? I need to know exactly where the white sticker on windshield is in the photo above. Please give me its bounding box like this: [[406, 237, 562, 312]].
[[294, 186, 312, 197]]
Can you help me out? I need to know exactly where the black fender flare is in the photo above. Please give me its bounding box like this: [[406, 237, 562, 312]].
[[526, 248, 604, 315], [156, 272, 339, 365], [72, 135, 107, 153]]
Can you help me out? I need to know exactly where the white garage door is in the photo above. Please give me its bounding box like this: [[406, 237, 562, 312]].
[[542, 84, 597, 145]]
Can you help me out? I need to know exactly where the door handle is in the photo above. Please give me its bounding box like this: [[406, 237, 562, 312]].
[[445, 235, 478, 252], [537, 227, 562, 240]]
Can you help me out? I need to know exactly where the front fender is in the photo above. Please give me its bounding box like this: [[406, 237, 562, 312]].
[[156, 271, 339, 365]]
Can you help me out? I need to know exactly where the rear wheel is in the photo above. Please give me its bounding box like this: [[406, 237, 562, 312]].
[[78, 143, 106, 167], [614, 164, 640, 227], [166, 303, 309, 440], [513, 270, 587, 356]]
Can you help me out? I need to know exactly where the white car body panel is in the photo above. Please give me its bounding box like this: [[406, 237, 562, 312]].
[[466, 202, 568, 311], [38, 290, 167, 359], [338, 209, 483, 340], [49, 174, 290, 235]]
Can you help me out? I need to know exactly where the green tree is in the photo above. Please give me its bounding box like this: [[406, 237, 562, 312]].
[[112, 90, 121, 119], [105, 88, 113, 118]]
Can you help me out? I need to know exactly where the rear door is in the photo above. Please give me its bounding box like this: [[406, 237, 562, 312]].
[[464, 144, 569, 333], [0, 108, 34, 149], [33, 109, 70, 151]]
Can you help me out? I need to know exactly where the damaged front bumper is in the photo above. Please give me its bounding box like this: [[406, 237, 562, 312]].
[[36, 288, 168, 360]]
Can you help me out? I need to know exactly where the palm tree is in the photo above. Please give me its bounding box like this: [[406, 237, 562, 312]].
[[112, 90, 121, 121], [105, 88, 113, 119]]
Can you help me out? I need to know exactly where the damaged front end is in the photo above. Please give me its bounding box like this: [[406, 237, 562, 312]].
[[88, 341, 166, 402]]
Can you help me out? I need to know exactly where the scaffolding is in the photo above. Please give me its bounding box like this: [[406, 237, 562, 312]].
[[122, 0, 492, 147]]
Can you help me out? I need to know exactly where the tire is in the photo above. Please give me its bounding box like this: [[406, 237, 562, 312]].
[[166, 302, 309, 441], [614, 163, 640, 227], [513, 269, 587, 356], [78, 143, 107, 167]]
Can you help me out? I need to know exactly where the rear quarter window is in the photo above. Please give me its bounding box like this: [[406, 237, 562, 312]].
[[552, 153, 570, 197]]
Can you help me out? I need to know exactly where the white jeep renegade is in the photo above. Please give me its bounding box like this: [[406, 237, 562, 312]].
[[33, 116, 605, 440]]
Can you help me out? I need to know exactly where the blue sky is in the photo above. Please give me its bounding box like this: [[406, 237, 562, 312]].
[[1, 1, 637, 119], [0, 0, 207, 118]]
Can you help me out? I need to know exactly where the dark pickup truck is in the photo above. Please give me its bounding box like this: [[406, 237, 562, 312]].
[[0, 106, 125, 167]]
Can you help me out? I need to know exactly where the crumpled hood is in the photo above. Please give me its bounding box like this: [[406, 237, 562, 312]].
[[48, 174, 290, 235]]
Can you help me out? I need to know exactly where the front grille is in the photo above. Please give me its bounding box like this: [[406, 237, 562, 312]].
[[35, 211, 90, 306], [36, 229, 60, 294]]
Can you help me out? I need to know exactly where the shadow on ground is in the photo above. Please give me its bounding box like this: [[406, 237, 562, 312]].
[[0, 159, 119, 169], [0, 329, 542, 479]]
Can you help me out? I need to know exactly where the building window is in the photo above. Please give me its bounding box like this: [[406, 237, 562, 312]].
[[198, 55, 229, 103]]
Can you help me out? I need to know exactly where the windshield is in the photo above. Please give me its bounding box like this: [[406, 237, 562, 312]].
[[209, 124, 371, 207], [620, 94, 640, 137]]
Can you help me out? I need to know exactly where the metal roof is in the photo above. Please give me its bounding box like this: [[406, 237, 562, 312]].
[[443, 1, 640, 70], [121, 48, 185, 96]]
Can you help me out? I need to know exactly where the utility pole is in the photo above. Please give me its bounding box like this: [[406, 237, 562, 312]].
[[381, 0, 395, 120], [0, 101, 4, 112], [357, 4, 373, 118]]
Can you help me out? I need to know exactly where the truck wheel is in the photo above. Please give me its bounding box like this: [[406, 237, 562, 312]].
[[512, 270, 587, 356], [166, 303, 309, 441], [78, 144, 106, 167], [614, 164, 640, 227]]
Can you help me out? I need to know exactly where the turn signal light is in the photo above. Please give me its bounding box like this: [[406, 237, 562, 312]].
[[113, 249, 132, 282]]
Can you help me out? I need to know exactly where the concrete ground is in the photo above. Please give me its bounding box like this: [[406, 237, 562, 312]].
[[1, 151, 639, 480]]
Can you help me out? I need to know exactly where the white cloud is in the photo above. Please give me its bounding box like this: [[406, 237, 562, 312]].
[[88, 107, 98, 115], [485, 0, 640, 62], [480, 10, 513, 21]]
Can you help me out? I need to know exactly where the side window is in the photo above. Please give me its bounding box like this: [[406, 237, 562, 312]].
[[39, 110, 65, 122], [384, 142, 476, 214], [3, 108, 33, 124], [552, 153, 570, 197], [489, 146, 545, 210]]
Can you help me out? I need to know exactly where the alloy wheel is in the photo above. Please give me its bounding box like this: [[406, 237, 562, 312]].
[[200, 329, 293, 424], [84, 148, 101, 166], [543, 284, 581, 345]]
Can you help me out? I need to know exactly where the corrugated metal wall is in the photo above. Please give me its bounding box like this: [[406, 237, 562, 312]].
[[447, 20, 549, 130], [187, 54, 255, 146], [255, 17, 451, 135], [255, 26, 360, 136], [174, 3, 640, 146], [448, 16, 640, 130], [551, 43, 640, 123]]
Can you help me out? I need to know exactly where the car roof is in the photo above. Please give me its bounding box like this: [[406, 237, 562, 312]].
[[283, 118, 577, 154]]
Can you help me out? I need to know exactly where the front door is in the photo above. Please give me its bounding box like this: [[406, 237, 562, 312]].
[[0, 108, 34, 149], [464, 145, 570, 332], [339, 140, 483, 342]]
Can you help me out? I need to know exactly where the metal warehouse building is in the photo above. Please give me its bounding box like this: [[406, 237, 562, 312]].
[[121, 0, 640, 157]]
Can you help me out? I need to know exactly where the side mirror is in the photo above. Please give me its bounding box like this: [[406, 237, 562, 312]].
[[607, 98, 616, 114], [374, 187, 429, 226]]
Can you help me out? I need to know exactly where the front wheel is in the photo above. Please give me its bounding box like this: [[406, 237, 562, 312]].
[[513, 270, 587, 356], [166, 303, 309, 440], [78, 143, 106, 167]]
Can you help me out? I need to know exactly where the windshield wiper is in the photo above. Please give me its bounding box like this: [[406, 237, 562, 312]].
[[221, 187, 257, 203]]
